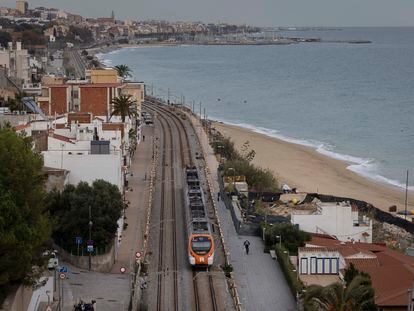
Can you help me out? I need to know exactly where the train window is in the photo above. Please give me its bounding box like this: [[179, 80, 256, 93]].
[[192, 236, 212, 254]]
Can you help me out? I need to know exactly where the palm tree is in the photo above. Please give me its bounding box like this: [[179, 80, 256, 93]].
[[114, 64, 132, 79], [303, 275, 376, 311], [110, 94, 137, 123]]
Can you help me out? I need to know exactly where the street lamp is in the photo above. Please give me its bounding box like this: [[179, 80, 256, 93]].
[[276, 235, 282, 247]]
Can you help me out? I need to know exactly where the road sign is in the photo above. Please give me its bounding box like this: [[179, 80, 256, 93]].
[[87, 245, 94, 253], [59, 273, 66, 280], [135, 251, 142, 259], [120, 267, 126, 273], [58, 266, 68, 273], [87, 239, 94, 246], [75, 236, 83, 245]]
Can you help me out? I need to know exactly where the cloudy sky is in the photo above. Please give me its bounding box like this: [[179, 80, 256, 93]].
[[3, 0, 414, 26]]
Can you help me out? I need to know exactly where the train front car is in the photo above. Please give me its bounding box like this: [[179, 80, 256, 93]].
[[188, 223, 214, 266], [185, 166, 215, 267]]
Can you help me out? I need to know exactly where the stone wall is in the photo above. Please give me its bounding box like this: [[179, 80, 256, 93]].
[[54, 241, 116, 273]]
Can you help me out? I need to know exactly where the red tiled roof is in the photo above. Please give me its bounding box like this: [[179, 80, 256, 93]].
[[68, 113, 92, 125], [102, 123, 124, 138], [13, 123, 30, 131], [344, 258, 380, 270], [308, 233, 414, 307], [51, 133, 73, 143], [298, 247, 338, 253], [55, 123, 67, 129]]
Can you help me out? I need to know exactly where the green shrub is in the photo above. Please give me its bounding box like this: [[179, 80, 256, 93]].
[[262, 223, 310, 255], [275, 244, 305, 297]]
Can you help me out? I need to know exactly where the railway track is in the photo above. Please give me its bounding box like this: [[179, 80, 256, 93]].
[[144, 101, 220, 311]]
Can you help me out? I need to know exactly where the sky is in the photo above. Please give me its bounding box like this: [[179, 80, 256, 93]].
[[2, 0, 414, 26]]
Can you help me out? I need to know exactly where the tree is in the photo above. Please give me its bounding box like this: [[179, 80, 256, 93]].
[[0, 128, 50, 304], [110, 94, 137, 123], [81, 50, 88, 56], [114, 64, 132, 79], [343, 263, 373, 294], [67, 26, 94, 44], [0, 31, 12, 48], [46, 180, 123, 253], [240, 140, 256, 162], [263, 223, 310, 254], [304, 275, 376, 311]]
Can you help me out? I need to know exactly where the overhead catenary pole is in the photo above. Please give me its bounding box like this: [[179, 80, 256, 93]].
[[405, 170, 409, 220]]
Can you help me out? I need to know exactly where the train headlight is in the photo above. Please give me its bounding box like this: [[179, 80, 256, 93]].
[[189, 256, 195, 265]]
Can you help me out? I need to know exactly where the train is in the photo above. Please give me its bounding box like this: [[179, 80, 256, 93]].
[[184, 166, 215, 266]]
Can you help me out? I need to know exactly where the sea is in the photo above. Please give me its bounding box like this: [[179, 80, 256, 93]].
[[97, 27, 414, 190]]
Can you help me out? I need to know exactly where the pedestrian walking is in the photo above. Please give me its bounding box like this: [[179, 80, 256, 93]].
[[143, 135, 145, 142], [144, 173, 147, 181], [244, 240, 251, 255], [217, 192, 220, 202]]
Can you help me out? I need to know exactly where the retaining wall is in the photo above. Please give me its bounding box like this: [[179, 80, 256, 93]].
[[54, 241, 116, 273]]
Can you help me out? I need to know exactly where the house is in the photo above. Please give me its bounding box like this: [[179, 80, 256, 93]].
[[37, 70, 144, 120], [40, 112, 134, 191], [298, 234, 414, 310], [291, 200, 372, 243]]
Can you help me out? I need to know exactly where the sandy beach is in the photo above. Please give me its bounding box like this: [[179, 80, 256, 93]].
[[214, 122, 414, 213]]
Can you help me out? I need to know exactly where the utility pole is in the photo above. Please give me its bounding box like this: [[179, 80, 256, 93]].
[[199, 102, 202, 119], [192, 100, 195, 114], [167, 88, 170, 103]]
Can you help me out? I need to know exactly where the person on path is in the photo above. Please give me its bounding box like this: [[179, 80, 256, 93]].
[[217, 192, 220, 202], [143, 135, 145, 142], [244, 240, 251, 255]]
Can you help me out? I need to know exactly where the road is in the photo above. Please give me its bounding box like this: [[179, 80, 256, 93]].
[[66, 49, 86, 79]]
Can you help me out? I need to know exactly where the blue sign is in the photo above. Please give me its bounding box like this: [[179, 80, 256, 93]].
[[58, 266, 68, 273], [75, 237, 83, 245], [87, 245, 94, 253]]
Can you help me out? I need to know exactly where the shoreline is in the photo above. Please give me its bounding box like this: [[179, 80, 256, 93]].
[[213, 121, 414, 213]]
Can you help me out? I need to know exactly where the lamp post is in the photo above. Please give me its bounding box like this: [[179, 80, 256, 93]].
[[88, 205, 93, 271], [276, 235, 282, 247]]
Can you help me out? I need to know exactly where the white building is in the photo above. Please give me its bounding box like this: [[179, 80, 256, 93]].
[[291, 201, 372, 243], [0, 41, 30, 85], [40, 113, 133, 191]]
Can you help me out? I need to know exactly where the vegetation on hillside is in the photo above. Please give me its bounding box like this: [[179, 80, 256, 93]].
[[212, 132, 278, 191], [0, 127, 51, 304]]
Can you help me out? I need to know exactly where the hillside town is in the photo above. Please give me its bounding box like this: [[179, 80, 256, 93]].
[[0, 1, 413, 311]]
